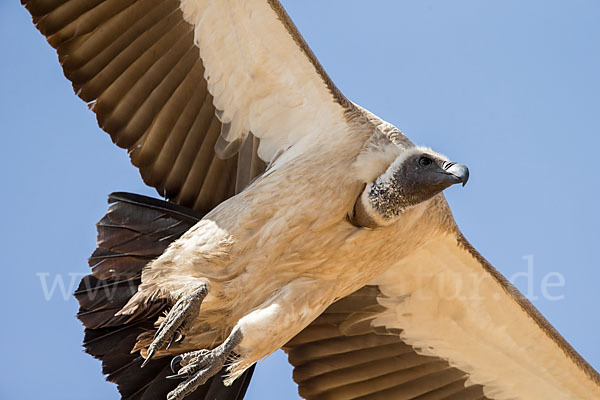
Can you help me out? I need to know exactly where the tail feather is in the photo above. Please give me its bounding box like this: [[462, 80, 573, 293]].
[[75, 192, 254, 399], [75, 275, 140, 311], [89, 252, 148, 280]]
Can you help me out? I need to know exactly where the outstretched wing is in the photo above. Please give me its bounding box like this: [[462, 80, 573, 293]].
[[22, 0, 359, 212], [286, 201, 600, 399]]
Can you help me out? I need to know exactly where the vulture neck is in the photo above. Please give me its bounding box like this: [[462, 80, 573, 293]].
[[350, 182, 410, 228]]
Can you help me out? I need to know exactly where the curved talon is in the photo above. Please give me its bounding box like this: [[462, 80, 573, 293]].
[[152, 326, 162, 340], [170, 355, 183, 373], [166, 372, 189, 380], [166, 333, 177, 350], [141, 348, 155, 368], [166, 328, 244, 399], [166, 331, 185, 350]]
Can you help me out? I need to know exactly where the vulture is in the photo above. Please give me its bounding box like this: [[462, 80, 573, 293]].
[[22, 1, 599, 399]]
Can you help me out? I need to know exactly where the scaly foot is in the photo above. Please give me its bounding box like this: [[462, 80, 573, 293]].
[[166, 327, 243, 400]]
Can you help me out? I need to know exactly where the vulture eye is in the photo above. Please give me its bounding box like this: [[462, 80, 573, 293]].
[[419, 156, 432, 167]]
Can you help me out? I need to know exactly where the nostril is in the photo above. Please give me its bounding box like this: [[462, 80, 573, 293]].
[[443, 162, 455, 170]]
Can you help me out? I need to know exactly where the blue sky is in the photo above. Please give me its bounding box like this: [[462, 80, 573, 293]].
[[1, 1, 599, 399]]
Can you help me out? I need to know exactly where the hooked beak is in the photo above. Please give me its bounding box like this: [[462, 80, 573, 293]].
[[443, 162, 470, 187]]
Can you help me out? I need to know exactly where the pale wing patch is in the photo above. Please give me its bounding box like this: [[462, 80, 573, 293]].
[[178, 0, 351, 164], [372, 233, 600, 400]]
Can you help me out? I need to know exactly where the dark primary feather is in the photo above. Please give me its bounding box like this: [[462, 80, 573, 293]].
[[75, 192, 254, 400], [21, 0, 265, 212]]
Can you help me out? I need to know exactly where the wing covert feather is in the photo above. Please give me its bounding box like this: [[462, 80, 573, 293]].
[[373, 230, 600, 399]]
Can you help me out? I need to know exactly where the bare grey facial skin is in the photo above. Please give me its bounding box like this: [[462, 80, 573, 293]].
[[351, 149, 469, 228]]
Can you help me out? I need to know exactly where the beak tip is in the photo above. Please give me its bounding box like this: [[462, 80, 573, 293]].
[[446, 163, 469, 187]]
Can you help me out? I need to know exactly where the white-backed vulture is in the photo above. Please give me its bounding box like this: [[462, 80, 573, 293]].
[[21, 1, 599, 399]]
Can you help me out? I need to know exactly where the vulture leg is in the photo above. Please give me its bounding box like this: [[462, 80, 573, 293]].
[[142, 282, 209, 367], [166, 327, 244, 400]]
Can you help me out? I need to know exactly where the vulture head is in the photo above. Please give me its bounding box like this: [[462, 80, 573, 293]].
[[351, 147, 469, 228]]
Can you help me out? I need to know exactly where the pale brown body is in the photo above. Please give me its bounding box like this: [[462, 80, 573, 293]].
[[130, 117, 449, 377]]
